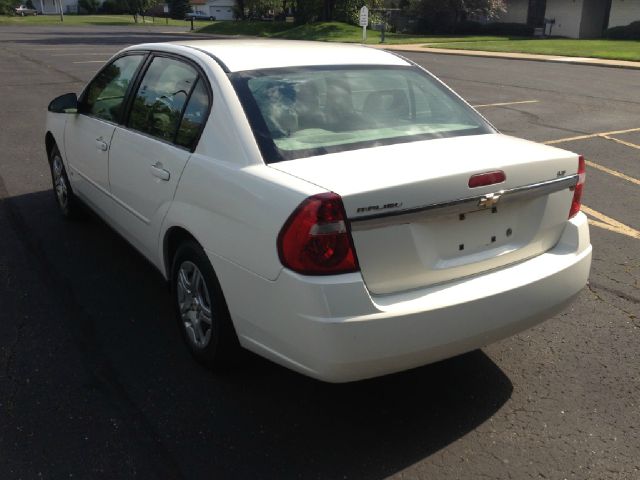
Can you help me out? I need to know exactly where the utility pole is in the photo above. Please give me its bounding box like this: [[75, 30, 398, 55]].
[[58, 0, 64, 21]]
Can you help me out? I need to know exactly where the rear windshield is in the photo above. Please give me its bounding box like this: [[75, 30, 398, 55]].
[[231, 65, 494, 163]]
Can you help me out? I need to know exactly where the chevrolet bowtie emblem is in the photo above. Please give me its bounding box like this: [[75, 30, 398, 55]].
[[478, 192, 502, 209]]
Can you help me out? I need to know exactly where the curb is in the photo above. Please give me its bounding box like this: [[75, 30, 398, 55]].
[[376, 45, 640, 71]]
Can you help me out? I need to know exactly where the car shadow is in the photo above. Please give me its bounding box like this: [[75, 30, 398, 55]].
[[3, 188, 514, 479]]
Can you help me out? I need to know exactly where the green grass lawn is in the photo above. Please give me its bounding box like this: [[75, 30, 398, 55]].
[[198, 21, 640, 61], [0, 14, 190, 27], [198, 20, 507, 45], [426, 39, 640, 62]]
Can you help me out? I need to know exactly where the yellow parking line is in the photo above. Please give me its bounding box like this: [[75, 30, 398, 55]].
[[474, 100, 539, 108], [585, 160, 640, 186], [582, 206, 640, 240], [544, 134, 596, 144], [543, 129, 640, 241], [602, 135, 640, 151], [544, 127, 640, 145], [542, 129, 640, 185]]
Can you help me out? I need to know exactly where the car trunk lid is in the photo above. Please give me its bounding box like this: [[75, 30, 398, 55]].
[[271, 134, 580, 295]]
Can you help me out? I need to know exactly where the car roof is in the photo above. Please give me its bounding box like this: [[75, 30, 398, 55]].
[[130, 39, 411, 73]]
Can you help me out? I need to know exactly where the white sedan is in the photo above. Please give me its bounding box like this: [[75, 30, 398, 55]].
[[15, 5, 38, 15], [185, 11, 216, 21], [45, 40, 591, 382]]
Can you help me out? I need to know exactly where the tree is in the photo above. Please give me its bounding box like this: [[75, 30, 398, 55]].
[[230, 0, 384, 23], [123, 0, 159, 22], [337, 0, 385, 24], [234, 0, 245, 18], [0, 0, 14, 15], [79, 0, 100, 13], [100, 0, 128, 14], [168, 0, 190, 19], [288, 0, 384, 24], [408, 0, 505, 33]]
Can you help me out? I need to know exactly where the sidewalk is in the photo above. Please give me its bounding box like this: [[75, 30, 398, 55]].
[[373, 43, 640, 70]]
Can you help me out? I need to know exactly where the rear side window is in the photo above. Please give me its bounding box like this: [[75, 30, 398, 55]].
[[232, 66, 494, 163], [83, 54, 144, 122], [128, 56, 199, 143], [175, 79, 210, 149]]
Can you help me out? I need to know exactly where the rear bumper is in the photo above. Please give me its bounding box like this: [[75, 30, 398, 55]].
[[212, 212, 591, 383]]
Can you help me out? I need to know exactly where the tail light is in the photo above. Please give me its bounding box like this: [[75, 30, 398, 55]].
[[278, 192, 359, 275], [569, 155, 586, 219]]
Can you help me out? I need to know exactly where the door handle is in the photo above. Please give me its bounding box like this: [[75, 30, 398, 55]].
[[95, 137, 108, 151], [150, 163, 170, 181]]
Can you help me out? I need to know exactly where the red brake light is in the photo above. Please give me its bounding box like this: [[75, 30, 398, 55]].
[[468, 170, 506, 188], [569, 155, 586, 219], [277, 192, 359, 275]]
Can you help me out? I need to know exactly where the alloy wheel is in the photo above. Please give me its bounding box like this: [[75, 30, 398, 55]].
[[176, 260, 213, 348], [52, 155, 68, 210]]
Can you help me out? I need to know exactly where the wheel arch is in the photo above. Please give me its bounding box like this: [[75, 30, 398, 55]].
[[45, 131, 57, 161], [163, 226, 200, 279]]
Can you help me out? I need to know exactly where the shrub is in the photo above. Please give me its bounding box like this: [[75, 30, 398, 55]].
[[0, 0, 16, 15], [413, 20, 532, 36], [454, 20, 484, 34], [482, 22, 533, 36], [79, 0, 100, 14], [100, 0, 128, 14], [604, 21, 640, 40]]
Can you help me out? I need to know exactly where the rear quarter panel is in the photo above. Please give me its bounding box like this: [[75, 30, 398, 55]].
[[164, 159, 323, 281]]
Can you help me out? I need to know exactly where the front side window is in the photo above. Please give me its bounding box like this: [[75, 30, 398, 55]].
[[128, 56, 199, 143], [232, 66, 494, 163], [83, 54, 144, 122]]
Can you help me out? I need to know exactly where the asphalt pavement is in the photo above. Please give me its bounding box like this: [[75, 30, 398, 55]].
[[0, 25, 638, 479]]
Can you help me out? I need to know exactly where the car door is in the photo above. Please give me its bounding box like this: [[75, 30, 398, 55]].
[[63, 53, 145, 209], [108, 54, 211, 260]]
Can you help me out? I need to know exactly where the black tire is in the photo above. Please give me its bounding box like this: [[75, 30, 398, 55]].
[[171, 240, 241, 369], [48, 145, 84, 220]]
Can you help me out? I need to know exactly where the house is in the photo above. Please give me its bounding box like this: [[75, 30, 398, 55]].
[[35, 0, 89, 14], [498, 0, 640, 38], [190, 0, 235, 20], [36, 0, 235, 17]]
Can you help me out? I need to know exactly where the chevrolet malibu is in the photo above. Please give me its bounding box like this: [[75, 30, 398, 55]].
[[45, 40, 592, 382]]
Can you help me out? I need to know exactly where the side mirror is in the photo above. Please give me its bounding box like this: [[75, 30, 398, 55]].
[[48, 93, 78, 114]]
